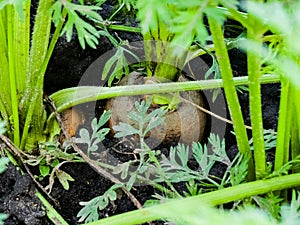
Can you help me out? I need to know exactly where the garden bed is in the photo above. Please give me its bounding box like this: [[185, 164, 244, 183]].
[[2, 1, 296, 225], [0, 39, 280, 224]]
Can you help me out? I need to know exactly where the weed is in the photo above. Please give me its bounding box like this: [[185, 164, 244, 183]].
[[77, 100, 168, 222], [113, 99, 167, 148], [73, 110, 111, 158], [101, 42, 140, 87], [25, 111, 112, 192], [77, 183, 123, 223], [22, 140, 81, 192], [156, 134, 247, 189], [77, 100, 249, 223]]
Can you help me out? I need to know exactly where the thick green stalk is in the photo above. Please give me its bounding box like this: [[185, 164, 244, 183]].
[[25, 0, 52, 90], [289, 52, 300, 171], [7, 5, 20, 146], [85, 173, 300, 225], [291, 116, 300, 174], [0, 12, 11, 124], [20, 0, 53, 150], [143, 34, 154, 76], [14, 0, 30, 95], [291, 86, 300, 164], [274, 78, 290, 171], [20, 5, 66, 150], [154, 1, 208, 81], [207, 15, 254, 180], [247, 9, 266, 179], [39, 7, 67, 82], [49, 74, 280, 115], [0, 11, 7, 50], [154, 40, 180, 81]]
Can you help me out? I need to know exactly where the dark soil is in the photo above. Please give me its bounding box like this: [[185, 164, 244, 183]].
[[0, 164, 51, 225], [0, 2, 280, 224]]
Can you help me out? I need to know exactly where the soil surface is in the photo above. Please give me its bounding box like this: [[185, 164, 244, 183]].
[[0, 83, 280, 225], [0, 2, 280, 224]]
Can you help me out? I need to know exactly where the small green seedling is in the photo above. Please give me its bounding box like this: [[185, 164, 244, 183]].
[[35, 142, 77, 191], [77, 183, 123, 223], [113, 99, 167, 145], [73, 110, 111, 157]]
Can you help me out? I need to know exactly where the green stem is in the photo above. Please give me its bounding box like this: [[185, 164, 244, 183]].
[[291, 86, 300, 165], [49, 74, 280, 118], [7, 5, 20, 146], [274, 78, 290, 171], [43, 9, 67, 77], [85, 173, 300, 225], [187, 39, 238, 63], [108, 3, 125, 21], [14, 0, 30, 95], [247, 9, 266, 179], [99, 7, 246, 35], [217, 7, 248, 28], [0, 12, 10, 125], [20, 0, 56, 150], [143, 33, 155, 76], [108, 24, 140, 33], [35, 192, 69, 225], [207, 15, 254, 180], [95, 22, 141, 33], [146, 146, 181, 197], [20, 5, 66, 149]]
